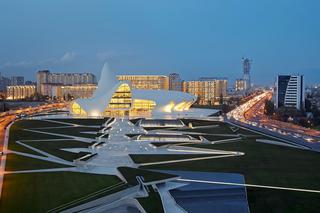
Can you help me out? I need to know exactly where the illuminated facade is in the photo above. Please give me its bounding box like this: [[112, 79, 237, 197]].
[[71, 63, 196, 117], [7, 85, 36, 100], [183, 78, 228, 105], [59, 84, 97, 99], [37, 70, 96, 95], [117, 75, 169, 90], [39, 84, 97, 99]]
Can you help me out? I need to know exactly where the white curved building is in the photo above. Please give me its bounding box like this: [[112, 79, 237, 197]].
[[71, 63, 197, 117]]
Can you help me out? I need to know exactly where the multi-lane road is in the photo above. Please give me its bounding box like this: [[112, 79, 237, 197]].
[[227, 91, 320, 150]]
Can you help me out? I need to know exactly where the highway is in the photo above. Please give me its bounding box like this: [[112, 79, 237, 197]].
[[226, 91, 320, 150]]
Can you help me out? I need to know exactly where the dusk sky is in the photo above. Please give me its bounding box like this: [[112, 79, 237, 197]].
[[1, 0, 320, 85]]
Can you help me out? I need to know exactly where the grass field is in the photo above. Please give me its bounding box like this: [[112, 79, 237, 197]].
[[49, 118, 106, 126], [137, 186, 164, 213], [247, 187, 320, 213], [23, 140, 92, 161], [141, 139, 320, 212], [38, 126, 100, 139], [5, 153, 72, 171], [0, 172, 121, 212], [8, 120, 67, 156]]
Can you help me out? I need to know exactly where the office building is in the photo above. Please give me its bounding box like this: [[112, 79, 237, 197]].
[[117, 75, 169, 90], [6, 85, 36, 100], [183, 78, 228, 105], [36, 70, 97, 94], [169, 73, 182, 91], [275, 75, 305, 110], [242, 58, 251, 90], [10, 76, 24, 86], [235, 79, 245, 91]]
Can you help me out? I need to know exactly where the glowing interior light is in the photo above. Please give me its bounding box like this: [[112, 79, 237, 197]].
[[174, 101, 187, 111], [90, 110, 100, 117], [163, 101, 175, 113], [71, 102, 87, 116]]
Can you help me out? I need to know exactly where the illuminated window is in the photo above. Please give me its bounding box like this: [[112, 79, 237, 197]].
[[71, 102, 87, 115], [106, 84, 132, 110], [132, 99, 156, 110]]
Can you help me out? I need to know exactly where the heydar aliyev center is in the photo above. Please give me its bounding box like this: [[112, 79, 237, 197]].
[[70, 63, 197, 117]]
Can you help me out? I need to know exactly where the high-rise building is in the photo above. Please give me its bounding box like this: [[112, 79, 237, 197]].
[[235, 79, 245, 91], [183, 78, 228, 105], [10, 76, 24, 86], [275, 74, 305, 110], [117, 75, 169, 90], [36, 70, 97, 95], [242, 58, 251, 90], [169, 73, 182, 91]]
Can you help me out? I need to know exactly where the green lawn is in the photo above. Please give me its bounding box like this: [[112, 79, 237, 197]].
[[5, 153, 72, 171], [0, 172, 121, 212], [8, 121, 67, 156], [137, 186, 164, 213], [247, 188, 320, 213], [141, 140, 320, 212], [38, 126, 100, 139], [144, 140, 320, 189], [14, 119, 71, 129], [49, 118, 106, 126], [23, 140, 92, 162]]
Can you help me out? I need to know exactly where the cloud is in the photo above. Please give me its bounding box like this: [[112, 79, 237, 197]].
[[96, 50, 135, 61], [60, 52, 77, 63], [2, 51, 78, 68]]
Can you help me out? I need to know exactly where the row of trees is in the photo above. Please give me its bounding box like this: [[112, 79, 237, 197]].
[[264, 99, 320, 128]]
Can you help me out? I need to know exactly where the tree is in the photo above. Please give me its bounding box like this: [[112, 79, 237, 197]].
[[264, 100, 275, 116], [305, 99, 312, 112], [219, 93, 224, 105]]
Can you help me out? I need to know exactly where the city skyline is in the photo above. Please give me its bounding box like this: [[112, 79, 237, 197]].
[[1, 1, 320, 85]]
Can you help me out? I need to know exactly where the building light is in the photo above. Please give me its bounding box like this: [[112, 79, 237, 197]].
[[163, 101, 175, 113]]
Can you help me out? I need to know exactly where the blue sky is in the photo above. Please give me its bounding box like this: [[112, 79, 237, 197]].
[[0, 0, 320, 85]]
